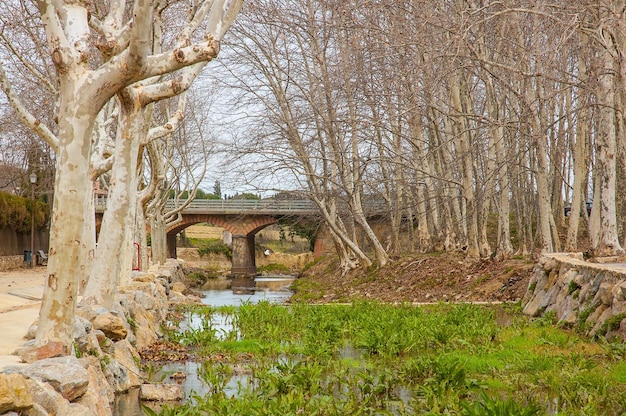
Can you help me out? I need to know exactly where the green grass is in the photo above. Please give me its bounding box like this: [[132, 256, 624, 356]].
[[257, 263, 290, 274], [157, 302, 626, 415], [189, 237, 232, 259]]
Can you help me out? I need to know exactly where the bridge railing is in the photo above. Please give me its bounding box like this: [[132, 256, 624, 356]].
[[164, 198, 318, 215], [95, 197, 387, 216]]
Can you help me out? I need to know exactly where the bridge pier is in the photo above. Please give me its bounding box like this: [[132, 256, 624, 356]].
[[167, 234, 177, 259], [231, 234, 256, 276]]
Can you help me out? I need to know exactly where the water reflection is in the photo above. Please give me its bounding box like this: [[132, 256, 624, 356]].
[[200, 287, 292, 307], [112, 283, 293, 416]]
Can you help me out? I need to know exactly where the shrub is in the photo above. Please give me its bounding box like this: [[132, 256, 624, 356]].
[[194, 238, 232, 260], [0, 191, 49, 233]]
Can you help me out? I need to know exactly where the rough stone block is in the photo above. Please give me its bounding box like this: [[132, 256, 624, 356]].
[[112, 339, 142, 389], [4, 356, 89, 402], [139, 383, 184, 402], [0, 373, 33, 413], [93, 312, 128, 341], [75, 357, 114, 416]]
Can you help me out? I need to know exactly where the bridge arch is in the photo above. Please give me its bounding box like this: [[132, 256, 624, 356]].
[[166, 214, 279, 275]]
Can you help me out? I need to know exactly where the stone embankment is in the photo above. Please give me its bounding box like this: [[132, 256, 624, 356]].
[[523, 253, 626, 340], [0, 259, 198, 415]]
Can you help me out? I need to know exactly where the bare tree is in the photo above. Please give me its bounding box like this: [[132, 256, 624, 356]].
[[0, 0, 242, 358]]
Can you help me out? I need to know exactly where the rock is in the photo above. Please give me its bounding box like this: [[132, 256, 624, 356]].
[[139, 383, 184, 401], [131, 310, 160, 351], [0, 373, 33, 413], [133, 273, 156, 283], [171, 282, 186, 293], [25, 319, 39, 340], [23, 403, 48, 416], [112, 339, 143, 388], [167, 290, 188, 304], [74, 357, 113, 416], [17, 341, 71, 364], [93, 312, 128, 341], [4, 356, 90, 402], [593, 283, 613, 306], [522, 289, 549, 317], [101, 356, 132, 393], [24, 378, 92, 416], [73, 316, 93, 340], [611, 282, 626, 302]]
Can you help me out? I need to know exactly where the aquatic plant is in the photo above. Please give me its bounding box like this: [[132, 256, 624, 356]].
[[151, 301, 626, 415]]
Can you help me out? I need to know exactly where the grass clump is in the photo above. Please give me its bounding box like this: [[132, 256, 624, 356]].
[[257, 263, 290, 274]]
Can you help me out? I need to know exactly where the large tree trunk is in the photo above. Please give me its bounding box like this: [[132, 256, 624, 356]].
[[450, 73, 479, 258], [83, 98, 143, 308], [565, 53, 589, 251], [35, 107, 93, 354], [485, 80, 513, 260]]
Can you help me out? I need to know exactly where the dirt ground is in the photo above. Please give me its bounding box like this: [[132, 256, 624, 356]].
[[291, 252, 536, 304]]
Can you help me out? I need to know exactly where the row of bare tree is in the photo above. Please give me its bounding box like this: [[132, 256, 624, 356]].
[[0, 0, 243, 358], [1, 0, 626, 358], [215, 0, 626, 271]]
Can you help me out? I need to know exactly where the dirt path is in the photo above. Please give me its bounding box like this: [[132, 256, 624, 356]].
[[0, 266, 45, 369]]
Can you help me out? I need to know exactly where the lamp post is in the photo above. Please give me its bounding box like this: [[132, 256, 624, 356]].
[[29, 172, 37, 268]]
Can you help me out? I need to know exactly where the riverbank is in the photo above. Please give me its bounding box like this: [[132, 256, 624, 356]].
[[290, 253, 536, 304]]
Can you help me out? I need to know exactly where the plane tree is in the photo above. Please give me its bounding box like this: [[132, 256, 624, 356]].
[[0, 0, 242, 358]]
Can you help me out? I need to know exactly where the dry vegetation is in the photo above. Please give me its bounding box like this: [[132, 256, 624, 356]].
[[291, 253, 535, 304]]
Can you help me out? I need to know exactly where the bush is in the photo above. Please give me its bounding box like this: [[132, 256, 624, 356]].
[[193, 238, 232, 260], [0, 191, 49, 233]]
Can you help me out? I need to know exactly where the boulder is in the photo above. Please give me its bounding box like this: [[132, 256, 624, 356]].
[[112, 339, 143, 388], [171, 282, 186, 293], [139, 383, 184, 401], [18, 341, 69, 364], [0, 373, 33, 413], [74, 357, 114, 416], [25, 378, 91, 416], [4, 356, 90, 402], [133, 273, 156, 283], [93, 312, 128, 341]]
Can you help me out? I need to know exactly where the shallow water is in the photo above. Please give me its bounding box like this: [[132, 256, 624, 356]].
[[112, 282, 293, 415], [200, 287, 292, 307]]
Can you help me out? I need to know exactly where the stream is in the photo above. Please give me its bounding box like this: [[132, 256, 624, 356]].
[[112, 277, 294, 415]]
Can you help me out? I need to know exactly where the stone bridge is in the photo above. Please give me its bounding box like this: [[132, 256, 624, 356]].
[[97, 198, 319, 275], [164, 199, 318, 275]]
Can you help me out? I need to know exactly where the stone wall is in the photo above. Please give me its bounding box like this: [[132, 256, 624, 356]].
[[0, 256, 25, 271], [0, 228, 49, 257], [0, 259, 198, 415], [522, 253, 626, 341]]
